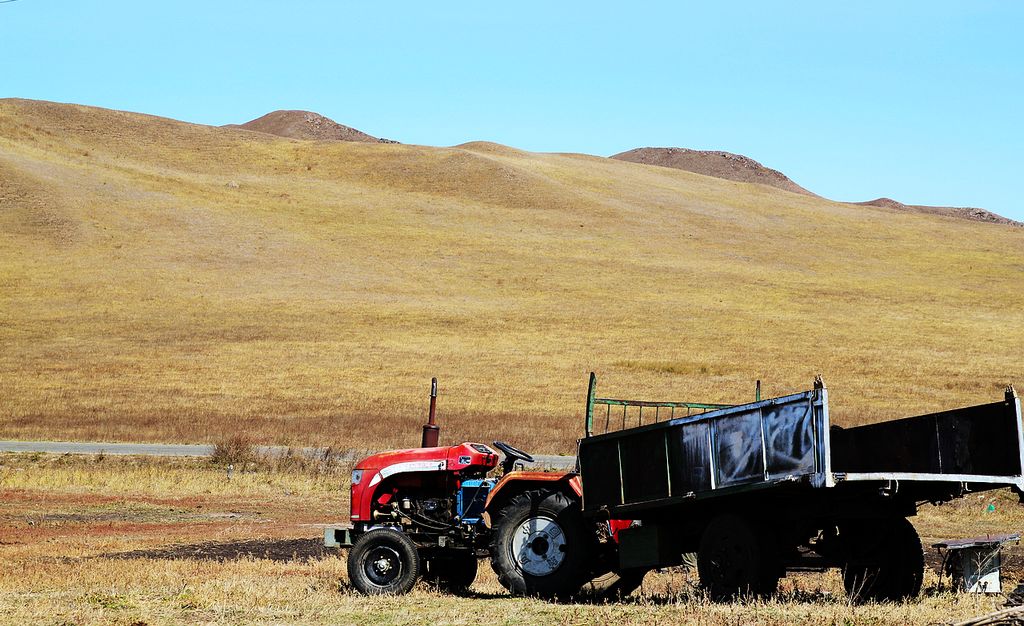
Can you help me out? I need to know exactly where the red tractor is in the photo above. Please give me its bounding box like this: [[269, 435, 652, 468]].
[[326, 378, 636, 597]]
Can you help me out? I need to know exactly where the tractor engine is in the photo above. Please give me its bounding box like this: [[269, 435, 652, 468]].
[[375, 491, 454, 527]]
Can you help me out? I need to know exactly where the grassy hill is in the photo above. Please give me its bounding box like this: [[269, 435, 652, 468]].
[[1, 98, 1022, 453]]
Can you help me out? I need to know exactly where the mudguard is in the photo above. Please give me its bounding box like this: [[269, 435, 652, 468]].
[[482, 471, 581, 526]]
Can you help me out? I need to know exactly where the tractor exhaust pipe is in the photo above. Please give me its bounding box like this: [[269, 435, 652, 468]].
[[421, 377, 440, 447]]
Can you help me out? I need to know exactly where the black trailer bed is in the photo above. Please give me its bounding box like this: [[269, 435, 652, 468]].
[[578, 376, 1024, 518]]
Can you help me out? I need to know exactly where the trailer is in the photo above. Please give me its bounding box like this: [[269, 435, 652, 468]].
[[576, 374, 1024, 601]]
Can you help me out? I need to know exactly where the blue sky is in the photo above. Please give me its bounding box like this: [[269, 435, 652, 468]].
[[3, 1, 1022, 219]]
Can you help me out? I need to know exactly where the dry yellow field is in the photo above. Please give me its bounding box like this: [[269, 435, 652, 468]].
[[3, 453, 1023, 626], [1, 98, 1023, 453]]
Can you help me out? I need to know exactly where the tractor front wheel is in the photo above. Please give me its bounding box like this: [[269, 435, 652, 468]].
[[347, 528, 421, 595], [489, 489, 592, 599]]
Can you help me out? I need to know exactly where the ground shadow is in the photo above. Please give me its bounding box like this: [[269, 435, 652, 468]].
[[100, 537, 329, 562], [431, 589, 509, 600]]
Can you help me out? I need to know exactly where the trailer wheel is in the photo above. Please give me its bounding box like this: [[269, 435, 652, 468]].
[[422, 552, 478, 594], [697, 514, 780, 601], [347, 528, 421, 595], [841, 516, 923, 603], [489, 489, 592, 599]]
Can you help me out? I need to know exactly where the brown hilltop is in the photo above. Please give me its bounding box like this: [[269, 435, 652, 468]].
[[854, 198, 1022, 227], [857, 197, 909, 211], [612, 147, 1018, 227], [225, 110, 396, 143], [611, 147, 816, 197]]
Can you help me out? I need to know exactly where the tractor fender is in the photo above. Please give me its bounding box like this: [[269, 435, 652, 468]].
[[483, 471, 581, 527]]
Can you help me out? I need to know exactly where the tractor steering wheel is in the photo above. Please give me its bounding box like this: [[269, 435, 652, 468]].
[[492, 441, 534, 474]]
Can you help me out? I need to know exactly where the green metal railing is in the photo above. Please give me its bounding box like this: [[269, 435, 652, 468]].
[[585, 372, 744, 437]]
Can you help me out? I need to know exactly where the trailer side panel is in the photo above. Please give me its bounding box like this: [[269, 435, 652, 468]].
[[579, 390, 825, 515], [831, 399, 1021, 476]]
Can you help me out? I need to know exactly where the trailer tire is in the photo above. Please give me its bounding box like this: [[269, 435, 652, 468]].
[[841, 516, 923, 603], [422, 552, 478, 594], [489, 489, 592, 599], [697, 514, 781, 601], [348, 528, 421, 595]]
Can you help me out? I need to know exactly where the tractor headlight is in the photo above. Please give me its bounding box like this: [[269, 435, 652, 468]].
[[351, 469, 363, 486]]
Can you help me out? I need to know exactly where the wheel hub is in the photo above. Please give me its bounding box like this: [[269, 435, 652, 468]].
[[530, 536, 550, 555], [511, 515, 566, 576], [364, 546, 403, 586]]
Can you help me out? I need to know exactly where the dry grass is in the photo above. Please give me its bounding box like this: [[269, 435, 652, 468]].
[[2, 453, 1021, 625], [1, 98, 1024, 454], [211, 435, 259, 467], [0, 452, 350, 500], [2, 562, 1010, 626]]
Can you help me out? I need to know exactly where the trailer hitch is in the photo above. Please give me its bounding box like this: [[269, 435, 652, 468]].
[[879, 479, 899, 497]]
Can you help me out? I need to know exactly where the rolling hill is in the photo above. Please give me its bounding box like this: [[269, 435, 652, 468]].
[[1, 98, 1023, 453]]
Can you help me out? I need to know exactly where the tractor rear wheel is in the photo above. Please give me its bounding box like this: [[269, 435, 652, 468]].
[[841, 516, 923, 603], [697, 514, 781, 601], [347, 528, 421, 595], [422, 552, 478, 594], [489, 489, 593, 599]]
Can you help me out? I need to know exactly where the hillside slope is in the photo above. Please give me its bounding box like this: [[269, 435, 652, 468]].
[[1, 99, 1022, 452]]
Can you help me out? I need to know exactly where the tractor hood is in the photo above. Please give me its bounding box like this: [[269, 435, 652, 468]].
[[350, 442, 499, 522], [354, 442, 498, 475]]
